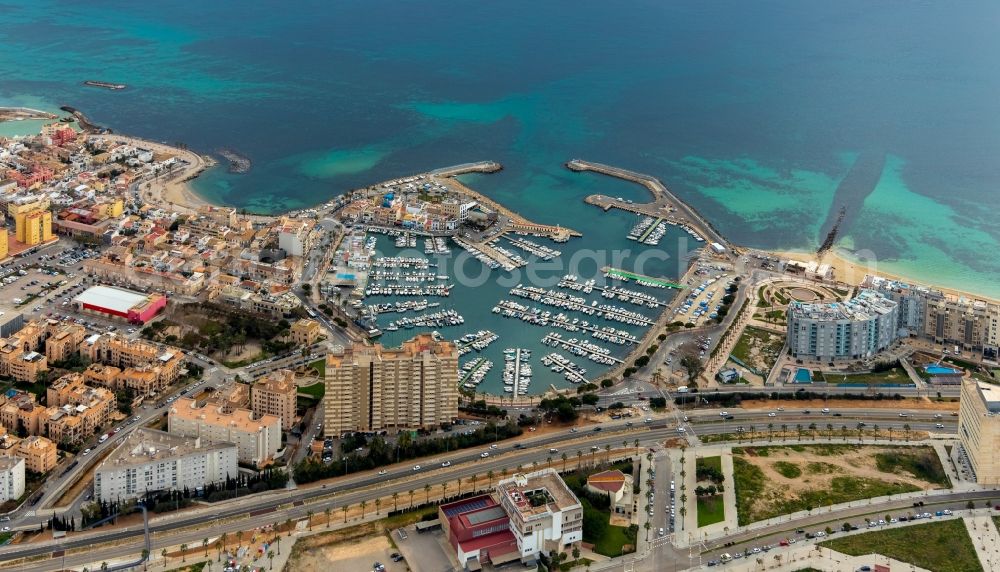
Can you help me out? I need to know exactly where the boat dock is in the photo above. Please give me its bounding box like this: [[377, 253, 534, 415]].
[[509, 285, 654, 326], [542, 332, 623, 364], [460, 357, 491, 385], [637, 217, 664, 243], [602, 267, 683, 289], [454, 236, 525, 272], [567, 159, 729, 251], [492, 299, 640, 345]]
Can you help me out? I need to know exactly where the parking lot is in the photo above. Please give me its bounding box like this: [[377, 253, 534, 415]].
[[394, 525, 457, 572]]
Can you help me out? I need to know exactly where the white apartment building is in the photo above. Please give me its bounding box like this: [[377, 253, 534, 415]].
[[0, 456, 25, 503], [93, 428, 237, 502], [168, 397, 281, 467]]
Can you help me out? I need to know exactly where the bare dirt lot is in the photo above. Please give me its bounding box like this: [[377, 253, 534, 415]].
[[733, 444, 950, 525], [288, 534, 406, 572]]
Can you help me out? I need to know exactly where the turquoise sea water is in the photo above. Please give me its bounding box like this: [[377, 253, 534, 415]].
[[1, 1, 998, 299]]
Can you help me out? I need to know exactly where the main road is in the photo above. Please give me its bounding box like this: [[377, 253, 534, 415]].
[[0, 405, 961, 570]]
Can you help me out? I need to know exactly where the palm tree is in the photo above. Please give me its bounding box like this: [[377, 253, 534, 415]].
[[781, 424, 788, 439], [206, 561, 213, 572], [101, 563, 109, 572], [487, 470, 495, 488], [307, 510, 314, 530], [360, 500, 367, 518], [161, 549, 167, 568], [470, 474, 478, 491], [180, 544, 188, 563], [888, 426, 893, 442], [808, 423, 817, 438], [268, 550, 275, 570], [424, 483, 432, 504], [872, 424, 880, 440], [343, 505, 349, 523], [826, 423, 833, 441], [903, 423, 911, 441], [841, 424, 848, 441], [767, 423, 774, 442], [644, 521, 652, 540], [547, 455, 553, 468], [457, 477, 463, 496], [285, 518, 292, 536], [634, 439, 640, 456], [440, 482, 447, 501], [236, 530, 244, 548], [392, 492, 399, 512], [561, 452, 568, 472], [325, 507, 331, 528], [276, 535, 281, 555], [796, 424, 803, 441], [408, 489, 415, 508], [604, 444, 611, 463]]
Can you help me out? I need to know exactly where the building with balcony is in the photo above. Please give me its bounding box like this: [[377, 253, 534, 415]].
[[959, 378, 1000, 484], [93, 427, 237, 503], [168, 397, 280, 467], [787, 289, 899, 362]]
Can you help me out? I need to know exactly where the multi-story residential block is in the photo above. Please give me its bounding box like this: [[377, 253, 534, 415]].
[[0, 457, 25, 503], [44, 321, 87, 363], [81, 334, 184, 387], [93, 427, 237, 502], [787, 290, 899, 362], [14, 208, 52, 246], [0, 391, 46, 437], [16, 435, 57, 474], [959, 378, 1000, 484], [251, 370, 297, 430], [168, 397, 280, 468], [277, 217, 313, 257], [205, 383, 250, 414], [289, 318, 322, 346], [323, 333, 459, 436]]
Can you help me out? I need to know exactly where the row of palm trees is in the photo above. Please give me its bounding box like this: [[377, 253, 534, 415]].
[[108, 442, 639, 572], [732, 422, 914, 443]]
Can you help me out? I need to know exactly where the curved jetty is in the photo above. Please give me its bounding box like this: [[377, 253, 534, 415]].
[[567, 159, 728, 249]]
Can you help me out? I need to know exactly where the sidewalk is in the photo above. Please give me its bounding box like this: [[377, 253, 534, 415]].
[[965, 514, 1000, 571]]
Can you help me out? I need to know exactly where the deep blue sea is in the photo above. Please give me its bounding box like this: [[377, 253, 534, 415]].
[[2, 1, 999, 386]]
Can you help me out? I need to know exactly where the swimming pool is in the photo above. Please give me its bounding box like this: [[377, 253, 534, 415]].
[[925, 365, 961, 375], [794, 368, 813, 383]]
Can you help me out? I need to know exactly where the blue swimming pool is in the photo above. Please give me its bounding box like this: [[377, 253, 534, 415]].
[[794, 368, 813, 383], [925, 365, 961, 375]]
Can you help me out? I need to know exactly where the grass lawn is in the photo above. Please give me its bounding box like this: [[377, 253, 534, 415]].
[[592, 524, 632, 557], [299, 382, 325, 399], [697, 456, 722, 474], [309, 358, 326, 377], [696, 494, 725, 527], [817, 366, 914, 386], [820, 520, 981, 572]]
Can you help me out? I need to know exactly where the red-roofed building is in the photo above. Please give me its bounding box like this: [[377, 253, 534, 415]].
[[586, 469, 632, 515], [439, 495, 520, 570]]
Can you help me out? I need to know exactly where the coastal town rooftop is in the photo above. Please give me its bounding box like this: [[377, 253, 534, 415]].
[[790, 289, 896, 322]]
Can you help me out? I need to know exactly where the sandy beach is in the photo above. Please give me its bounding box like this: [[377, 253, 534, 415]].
[[765, 247, 1000, 305], [95, 134, 218, 214]]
